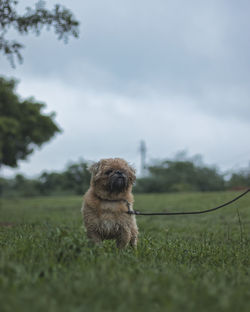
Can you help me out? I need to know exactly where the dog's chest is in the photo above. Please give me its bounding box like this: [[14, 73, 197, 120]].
[[98, 202, 124, 236], [99, 219, 119, 235]]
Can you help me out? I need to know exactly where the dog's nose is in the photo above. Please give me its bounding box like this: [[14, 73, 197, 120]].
[[115, 170, 122, 175]]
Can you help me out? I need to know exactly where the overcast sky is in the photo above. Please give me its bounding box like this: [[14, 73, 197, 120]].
[[1, 0, 250, 177]]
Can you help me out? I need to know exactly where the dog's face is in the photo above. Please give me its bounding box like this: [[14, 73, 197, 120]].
[[89, 158, 136, 196]]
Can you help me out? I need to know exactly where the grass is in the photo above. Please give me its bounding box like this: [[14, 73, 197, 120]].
[[0, 191, 250, 312]]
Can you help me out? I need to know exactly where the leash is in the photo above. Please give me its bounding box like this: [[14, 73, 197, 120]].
[[127, 189, 250, 216]]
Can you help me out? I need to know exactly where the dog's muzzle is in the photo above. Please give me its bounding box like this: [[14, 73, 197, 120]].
[[109, 171, 128, 193]]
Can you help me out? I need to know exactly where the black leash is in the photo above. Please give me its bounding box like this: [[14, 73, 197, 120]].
[[127, 189, 250, 216]]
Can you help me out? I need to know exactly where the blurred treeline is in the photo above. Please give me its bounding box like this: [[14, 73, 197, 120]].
[[136, 160, 249, 193], [0, 162, 91, 197], [0, 158, 249, 197]]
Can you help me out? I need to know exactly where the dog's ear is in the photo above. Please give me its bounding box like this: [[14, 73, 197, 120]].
[[88, 161, 100, 175], [128, 164, 136, 184]]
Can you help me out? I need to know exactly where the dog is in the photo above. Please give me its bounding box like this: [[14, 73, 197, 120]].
[[82, 158, 138, 248]]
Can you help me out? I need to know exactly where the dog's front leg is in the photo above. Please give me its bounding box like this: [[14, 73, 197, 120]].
[[130, 230, 138, 248], [116, 227, 131, 249], [87, 230, 102, 244]]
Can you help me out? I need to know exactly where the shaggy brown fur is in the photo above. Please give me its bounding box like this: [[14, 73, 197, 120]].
[[82, 158, 138, 248]]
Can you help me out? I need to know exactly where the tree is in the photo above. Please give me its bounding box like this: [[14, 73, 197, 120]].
[[62, 162, 91, 195], [0, 0, 79, 66], [35, 161, 91, 195], [228, 171, 250, 189], [0, 76, 60, 167], [0, 160, 92, 196], [0, 2, 79, 167], [134, 159, 225, 193]]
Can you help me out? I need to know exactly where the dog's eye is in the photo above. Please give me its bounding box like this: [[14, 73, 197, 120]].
[[105, 169, 113, 175]]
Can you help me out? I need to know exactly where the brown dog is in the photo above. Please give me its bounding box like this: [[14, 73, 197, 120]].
[[82, 158, 138, 248]]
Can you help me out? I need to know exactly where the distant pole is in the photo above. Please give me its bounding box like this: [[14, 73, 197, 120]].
[[140, 140, 147, 176]]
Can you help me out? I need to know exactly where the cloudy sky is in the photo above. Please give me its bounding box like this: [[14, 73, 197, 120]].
[[1, 0, 250, 177]]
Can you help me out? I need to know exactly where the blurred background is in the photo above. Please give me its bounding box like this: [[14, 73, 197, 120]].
[[1, 0, 250, 196]]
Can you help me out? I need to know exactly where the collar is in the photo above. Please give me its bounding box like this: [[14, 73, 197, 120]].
[[94, 193, 132, 212]]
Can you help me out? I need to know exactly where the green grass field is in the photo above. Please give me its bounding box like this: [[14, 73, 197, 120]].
[[0, 192, 250, 312]]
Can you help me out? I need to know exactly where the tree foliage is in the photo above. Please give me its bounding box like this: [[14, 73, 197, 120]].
[[0, 76, 60, 167], [0, 0, 79, 65], [37, 162, 91, 195], [227, 171, 250, 190], [135, 160, 226, 193], [0, 160, 91, 196]]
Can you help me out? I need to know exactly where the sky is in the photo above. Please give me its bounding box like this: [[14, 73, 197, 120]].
[[1, 0, 250, 177]]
